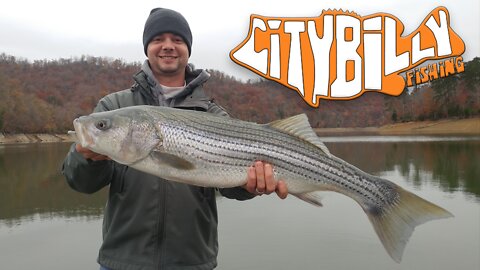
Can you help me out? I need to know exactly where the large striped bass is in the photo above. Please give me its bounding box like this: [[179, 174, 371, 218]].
[[72, 105, 453, 262]]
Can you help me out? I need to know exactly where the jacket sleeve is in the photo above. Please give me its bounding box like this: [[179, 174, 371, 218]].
[[62, 144, 114, 194], [218, 187, 256, 200], [207, 101, 256, 201], [61, 94, 118, 194]]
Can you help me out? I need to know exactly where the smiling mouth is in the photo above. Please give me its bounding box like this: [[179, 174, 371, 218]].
[[159, 56, 177, 59]]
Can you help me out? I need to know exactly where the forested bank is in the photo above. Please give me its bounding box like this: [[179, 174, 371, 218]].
[[0, 53, 478, 134]]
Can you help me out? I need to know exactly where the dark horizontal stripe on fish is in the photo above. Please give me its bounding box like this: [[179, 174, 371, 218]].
[[167, 126, 333, 178], [162, 123, 390, 205], [166, 116, 327, 162], [153, 110, 393, 205]]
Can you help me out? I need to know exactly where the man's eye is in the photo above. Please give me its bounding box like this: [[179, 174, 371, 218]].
[[152, 37, 164, 42], [173, 38, 184, 43]]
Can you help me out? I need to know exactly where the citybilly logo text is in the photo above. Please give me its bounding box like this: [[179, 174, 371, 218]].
[[230, 7, 465, 107]]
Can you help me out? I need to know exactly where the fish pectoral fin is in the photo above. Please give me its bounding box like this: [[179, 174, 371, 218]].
[[151, 152, 195, 170], [293, 191, 324, 207], [267, 114, 330, 156]]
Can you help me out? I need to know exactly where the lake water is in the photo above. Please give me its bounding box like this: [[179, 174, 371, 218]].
[[0, 137, 479, 270]]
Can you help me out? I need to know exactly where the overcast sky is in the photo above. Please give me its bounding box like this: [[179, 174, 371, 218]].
[[1, 0, 478, 81]]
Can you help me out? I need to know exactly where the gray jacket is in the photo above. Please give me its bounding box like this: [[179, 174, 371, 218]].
[[62, 65, 254, 270]]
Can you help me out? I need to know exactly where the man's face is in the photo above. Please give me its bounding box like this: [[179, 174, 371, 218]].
[[147, 33, 189, 79]]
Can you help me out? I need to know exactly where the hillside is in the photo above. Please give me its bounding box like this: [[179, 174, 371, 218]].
[[0, 53, 479, 134]]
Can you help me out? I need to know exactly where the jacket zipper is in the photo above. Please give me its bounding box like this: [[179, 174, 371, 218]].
[[156, 179, 168, 268]]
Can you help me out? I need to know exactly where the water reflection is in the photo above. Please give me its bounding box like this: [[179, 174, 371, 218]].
[[0, 143, 107, 226], [0, 138, 478, 270], [323, 137, 480, 200], [0, 137, 479, 227]]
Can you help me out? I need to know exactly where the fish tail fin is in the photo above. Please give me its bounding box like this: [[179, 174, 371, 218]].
[[365, 185, 453, 263]]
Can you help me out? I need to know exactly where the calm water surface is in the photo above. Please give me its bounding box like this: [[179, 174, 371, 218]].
[[0, 137, 479, 270]]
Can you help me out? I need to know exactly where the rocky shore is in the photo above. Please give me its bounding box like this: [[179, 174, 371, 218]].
[[0, 133, 74, 144]]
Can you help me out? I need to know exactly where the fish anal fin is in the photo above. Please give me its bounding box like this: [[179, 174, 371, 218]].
[[293, 192, 324, 207], [267, 114, 330, 156]]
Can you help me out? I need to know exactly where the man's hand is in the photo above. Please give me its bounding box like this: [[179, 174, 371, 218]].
[[75, 143, 110, 161], [244, 161, 288, 199]]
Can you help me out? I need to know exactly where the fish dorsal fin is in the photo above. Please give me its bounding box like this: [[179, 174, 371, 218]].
[[267, 114, 330, 156]]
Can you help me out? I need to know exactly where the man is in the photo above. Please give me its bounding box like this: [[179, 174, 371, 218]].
[[62, 7, 288, 270]]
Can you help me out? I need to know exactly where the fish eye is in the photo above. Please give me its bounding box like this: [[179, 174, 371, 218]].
[[95, 119, 111, 131]]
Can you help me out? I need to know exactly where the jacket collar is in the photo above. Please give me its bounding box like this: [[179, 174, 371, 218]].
[[134, 62, 209, 92]]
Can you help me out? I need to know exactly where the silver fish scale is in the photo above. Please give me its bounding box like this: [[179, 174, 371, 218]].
[[149, 108, 398, 209]]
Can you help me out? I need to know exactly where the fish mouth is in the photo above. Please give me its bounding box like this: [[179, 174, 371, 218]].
[[73, 118, 94, 148]]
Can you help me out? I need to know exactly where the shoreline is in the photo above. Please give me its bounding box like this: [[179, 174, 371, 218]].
[[0, 133, 74, 144], [316, 117, 480, 136], [1, 117, 479, 144]]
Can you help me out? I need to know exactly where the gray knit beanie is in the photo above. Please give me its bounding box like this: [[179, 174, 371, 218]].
[[143, 8, 192, 56]]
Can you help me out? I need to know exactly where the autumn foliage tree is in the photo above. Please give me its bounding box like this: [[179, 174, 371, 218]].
[[0, 53, 478, 134], [0, 54, 139, 133]]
